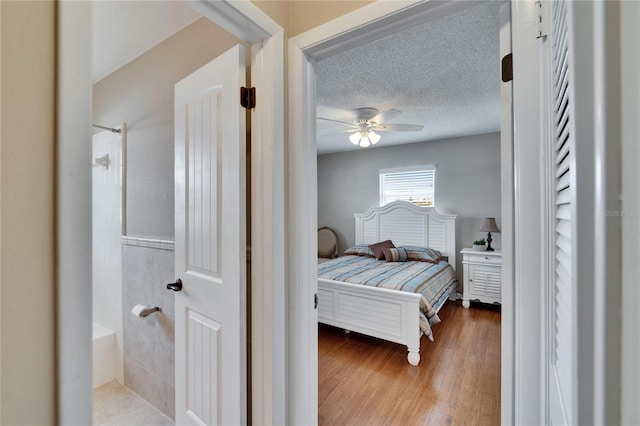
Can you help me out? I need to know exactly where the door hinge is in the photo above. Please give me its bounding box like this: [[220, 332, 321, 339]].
[[501, 53, 513, 83], [240, 86, 256, 109], [314, 293, 318, 310], [535, 1, 548, 39]]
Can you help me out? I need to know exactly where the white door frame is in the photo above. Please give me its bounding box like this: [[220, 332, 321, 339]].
[[510, 1, 543, 424], [620, 1, 640, 423], [498, 3, 514, 424], [56, 1, 285, 424], [288, 1, 524, 423]]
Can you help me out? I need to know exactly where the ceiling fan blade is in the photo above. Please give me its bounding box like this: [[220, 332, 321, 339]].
[[317, 117, 355, 127], [318, 128, 359, 137], [374, 124, 424, 132], [370, 108, 402, 124]]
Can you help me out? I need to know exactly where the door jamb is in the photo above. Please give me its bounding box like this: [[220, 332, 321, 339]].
[[56, 1, 285, 424], [288, 1, 520, 424]]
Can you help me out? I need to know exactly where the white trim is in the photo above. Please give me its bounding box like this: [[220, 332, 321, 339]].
[[378, 164, 436, 174], [287, 38, 319, 425], [56, 0, 285, 423], [186, 0, 276, 44], [293, 0, 475, 62], [289, 0, 512, 422], [57, 2, 93, 423], [620, 1, 640, 423], [510, 1, 544, 424], [120, 123, 128, 236], [120, 236, 175, 251], [575, 2, 621, 424], [249, 28, 287, 426], [498, 2, 514, 424]]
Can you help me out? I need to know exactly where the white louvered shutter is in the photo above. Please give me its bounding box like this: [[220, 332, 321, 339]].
[[549, 1, 575, 424]]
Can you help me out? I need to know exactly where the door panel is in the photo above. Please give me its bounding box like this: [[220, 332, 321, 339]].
[[174, 44, 246, 426], [186, 310, 221, 425], [547, 1, 575, 424]]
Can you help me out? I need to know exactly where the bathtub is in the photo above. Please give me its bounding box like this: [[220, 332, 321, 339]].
[[93, 322, 116, 389]]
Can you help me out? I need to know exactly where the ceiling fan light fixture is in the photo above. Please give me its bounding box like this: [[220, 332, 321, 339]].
[[359, 137, 370, 148], [349, 132, 361, 145], [349, 130, 378, 148], [369, 131, 381, 144], [319, 106, 423, 150]]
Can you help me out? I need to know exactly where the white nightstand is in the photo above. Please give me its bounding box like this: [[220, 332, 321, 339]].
[[460, 248, 502, 308]]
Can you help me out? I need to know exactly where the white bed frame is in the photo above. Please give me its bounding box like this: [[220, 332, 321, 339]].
[[317, 201, 457, 366]]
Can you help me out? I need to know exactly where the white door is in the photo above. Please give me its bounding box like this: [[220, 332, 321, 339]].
[[173, 45, 247, 426], [546, 1, 576, 424]]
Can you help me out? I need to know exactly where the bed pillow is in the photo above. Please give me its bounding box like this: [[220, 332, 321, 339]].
[[383, 247, 408, 262], [401, 246, 443, 263], [368, 240, 395, 260], [343, 244, 375, 258]]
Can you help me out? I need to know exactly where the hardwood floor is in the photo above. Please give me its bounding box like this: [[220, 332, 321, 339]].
[[318, 301, 501, 425]]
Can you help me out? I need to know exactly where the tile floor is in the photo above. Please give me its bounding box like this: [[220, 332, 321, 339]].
[[94, 381, 174, 426]]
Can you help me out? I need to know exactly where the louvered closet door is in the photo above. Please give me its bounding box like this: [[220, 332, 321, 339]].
[[549, 1, 576, 424]]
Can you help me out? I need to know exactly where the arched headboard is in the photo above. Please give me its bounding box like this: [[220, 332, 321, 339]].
[[354, 201, 457, 268]]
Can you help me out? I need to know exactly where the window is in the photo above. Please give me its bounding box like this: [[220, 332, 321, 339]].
[[379, 166, 435, 207]]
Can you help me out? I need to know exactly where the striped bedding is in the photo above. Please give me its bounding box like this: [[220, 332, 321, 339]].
[[317, 255, 458, 340]]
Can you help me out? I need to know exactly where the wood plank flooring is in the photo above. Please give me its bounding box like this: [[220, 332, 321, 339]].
[[318, 301, 501, 425]]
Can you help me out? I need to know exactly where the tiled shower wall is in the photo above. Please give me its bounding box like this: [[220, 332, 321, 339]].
[[122, 241, 175, 420]]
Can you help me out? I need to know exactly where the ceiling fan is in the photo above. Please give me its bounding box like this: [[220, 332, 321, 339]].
[[318, 107, 424, 148]]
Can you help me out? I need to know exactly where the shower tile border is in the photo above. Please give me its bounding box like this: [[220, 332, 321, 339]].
[[121, 236, 174, 251]]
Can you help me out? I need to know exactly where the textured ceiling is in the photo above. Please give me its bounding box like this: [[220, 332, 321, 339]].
[[92, 1, 199, 83], [315, 1, 502, 155]]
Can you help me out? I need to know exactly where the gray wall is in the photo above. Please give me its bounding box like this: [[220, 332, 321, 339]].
[[122, 245, 175, 420], [317, 132, 502, 272], [93, 18, 243, 239]]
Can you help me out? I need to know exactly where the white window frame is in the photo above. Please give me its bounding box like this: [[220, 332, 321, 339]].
[[379, 165, 436, 207]]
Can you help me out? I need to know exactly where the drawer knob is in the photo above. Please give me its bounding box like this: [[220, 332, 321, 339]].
[[485, 257, 489, 260]]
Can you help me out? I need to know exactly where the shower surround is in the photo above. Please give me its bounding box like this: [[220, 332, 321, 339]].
[[92, 130, 124, 385]]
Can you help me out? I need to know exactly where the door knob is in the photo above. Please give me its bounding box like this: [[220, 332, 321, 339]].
[[166, 278, 183, 292]]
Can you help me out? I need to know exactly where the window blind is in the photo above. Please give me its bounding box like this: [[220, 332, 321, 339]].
[[379, 169, 435, 207]]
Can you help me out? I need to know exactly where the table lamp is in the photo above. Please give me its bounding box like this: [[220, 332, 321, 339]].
[[480, 217, 500, 252]]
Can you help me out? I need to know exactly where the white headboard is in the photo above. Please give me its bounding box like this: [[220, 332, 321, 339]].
[[354, 201, 457, 268]]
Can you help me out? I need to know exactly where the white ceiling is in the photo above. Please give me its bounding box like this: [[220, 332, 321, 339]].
[[92, 1, 200, 83], [315, 1, 502, 155]]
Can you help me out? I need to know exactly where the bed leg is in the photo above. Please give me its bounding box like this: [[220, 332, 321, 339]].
[[344, 329, 350, 334], [462, 299, 470, 309], [407, 349, 420, 366]]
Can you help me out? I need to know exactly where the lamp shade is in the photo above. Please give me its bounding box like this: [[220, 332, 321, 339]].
[[480, 217, 500, 233], [369, 131, 381, 144]]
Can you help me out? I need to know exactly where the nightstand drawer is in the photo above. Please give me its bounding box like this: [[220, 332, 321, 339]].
[[464, 253, 502, 265]]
